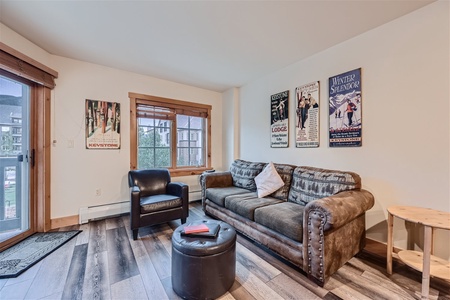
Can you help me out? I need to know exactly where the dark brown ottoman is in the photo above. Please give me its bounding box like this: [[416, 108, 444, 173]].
[[171, 220, 236, 300]]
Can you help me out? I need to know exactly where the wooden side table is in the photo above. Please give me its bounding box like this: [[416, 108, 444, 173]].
[[387, 206, 450, 299]]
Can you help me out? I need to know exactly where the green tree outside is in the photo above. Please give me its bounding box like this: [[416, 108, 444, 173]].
[[138, 127, 171, 169]]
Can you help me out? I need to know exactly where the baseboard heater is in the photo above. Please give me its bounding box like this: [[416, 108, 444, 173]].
[[79, 189, 201, 224], [189, 190, 201, 202], [79, 201, 129, 224]]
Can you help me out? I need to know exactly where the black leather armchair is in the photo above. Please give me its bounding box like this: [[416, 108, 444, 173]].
[[128, 169, 189, 240]]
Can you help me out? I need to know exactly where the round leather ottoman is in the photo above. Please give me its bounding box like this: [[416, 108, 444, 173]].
[[172, 220, 236, 300]]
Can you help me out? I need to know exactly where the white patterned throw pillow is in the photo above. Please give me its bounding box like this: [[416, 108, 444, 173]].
[[254, 162, 284, 198]]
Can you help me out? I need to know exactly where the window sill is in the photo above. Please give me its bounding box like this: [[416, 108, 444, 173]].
[[169, 167, 214, 177]]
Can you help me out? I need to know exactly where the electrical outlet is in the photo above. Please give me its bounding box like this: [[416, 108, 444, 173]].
[[95, 188, 101, 196]]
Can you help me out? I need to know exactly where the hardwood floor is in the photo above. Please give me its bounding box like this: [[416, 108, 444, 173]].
[[1, 201, 449, 300]]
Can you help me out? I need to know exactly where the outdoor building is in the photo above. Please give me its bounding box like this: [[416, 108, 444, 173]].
[[0, 102, 22, 223], [0, 103, 22, 157]]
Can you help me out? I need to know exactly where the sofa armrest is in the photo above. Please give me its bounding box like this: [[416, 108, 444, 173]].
[[304, 189, 374, 232], [200, 171, 233, 210], [303, 189, 374, 285], [202, 171, 233, 188]]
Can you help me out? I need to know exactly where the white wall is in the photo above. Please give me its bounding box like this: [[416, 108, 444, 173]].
[[0, 23, 51, 66], [1, 23, 223, 220], [50, 57, 222, 217], [222, 87, 240, 169], [238, 1, 450, 258]]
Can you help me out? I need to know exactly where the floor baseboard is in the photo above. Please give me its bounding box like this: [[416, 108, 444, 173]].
[[50, 215, 78, 230]]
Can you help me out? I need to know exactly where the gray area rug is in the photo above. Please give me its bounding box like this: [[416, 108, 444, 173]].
[[0, 230, 81, 278]]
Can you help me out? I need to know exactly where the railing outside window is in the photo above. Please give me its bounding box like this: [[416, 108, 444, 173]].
[[0, 157, 22, 232]]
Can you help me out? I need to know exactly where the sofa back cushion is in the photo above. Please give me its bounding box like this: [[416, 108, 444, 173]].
[[288, 166, 361, 206], [271, 163, 295, 201], [230, 159, 265, 191]]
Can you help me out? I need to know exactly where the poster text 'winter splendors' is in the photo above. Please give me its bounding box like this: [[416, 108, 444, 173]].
[[328, 68, 362, 147], [271, 90, 289, 148]]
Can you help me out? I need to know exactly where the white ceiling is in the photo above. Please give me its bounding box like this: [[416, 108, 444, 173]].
[[0, 0, 434, 92]]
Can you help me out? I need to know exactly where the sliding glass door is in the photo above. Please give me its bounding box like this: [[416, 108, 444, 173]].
[[0, 74, 31, 243]]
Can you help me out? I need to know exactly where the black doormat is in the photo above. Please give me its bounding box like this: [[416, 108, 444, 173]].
[[0, 230, 81, 279]]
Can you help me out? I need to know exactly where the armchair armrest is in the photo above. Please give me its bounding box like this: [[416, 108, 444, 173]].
[[168, 182, 189, 219], [130, 186, 141, 205], [130, 186, 141, 229], [167, 182, 189, 204]]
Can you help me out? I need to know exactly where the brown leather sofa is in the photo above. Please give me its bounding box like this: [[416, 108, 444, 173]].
[[200, 159, 374, 286]]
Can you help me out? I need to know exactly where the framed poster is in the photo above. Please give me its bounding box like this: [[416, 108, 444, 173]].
[[328, 68, 362, 147], [295, 81, 320, 148], [270, 90, 289, 148], [85, 99, 121, 149]]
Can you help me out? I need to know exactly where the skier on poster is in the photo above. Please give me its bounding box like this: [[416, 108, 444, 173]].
[[307, 93, 318, 109], [297, 95, 307, 129], [276, 99, 287, 121], [345, 98, 357, 126]]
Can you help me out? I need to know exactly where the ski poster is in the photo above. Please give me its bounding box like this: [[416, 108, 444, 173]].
[[328, 68, 362, 147], [295, 81, 320, 148], [270, 90, 289, 148], [85, 99, 121, 149]]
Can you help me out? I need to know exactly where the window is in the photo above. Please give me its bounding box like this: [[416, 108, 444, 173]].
[[176, 115, 204, 167], [129, 93, 212, 176]]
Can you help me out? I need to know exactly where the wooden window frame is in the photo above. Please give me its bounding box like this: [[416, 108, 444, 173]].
[[129, 92, 212, 176]]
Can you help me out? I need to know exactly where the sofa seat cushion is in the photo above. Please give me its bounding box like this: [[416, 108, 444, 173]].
[[230, 159, 266, 191], [140, 194, 182, 214], [224, 193, 282, 221], [254, 202, 304, 243], [288, 166, 361, 206], [206, 186, 250, 207]]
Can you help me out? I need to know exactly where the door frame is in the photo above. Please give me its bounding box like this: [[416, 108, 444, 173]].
[[0, 62, 54, 251]]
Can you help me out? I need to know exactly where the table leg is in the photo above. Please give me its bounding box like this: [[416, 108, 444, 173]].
[[387, 212, 394, 274], [431, 227, 435, 255], [421, 225, 432, 299]]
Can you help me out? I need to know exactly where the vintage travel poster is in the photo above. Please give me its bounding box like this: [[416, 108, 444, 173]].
[[85, 99, 121, 149], [295, 81, 320, 148], [270, 90, 289, 148], [328, 68, 362, 147]]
